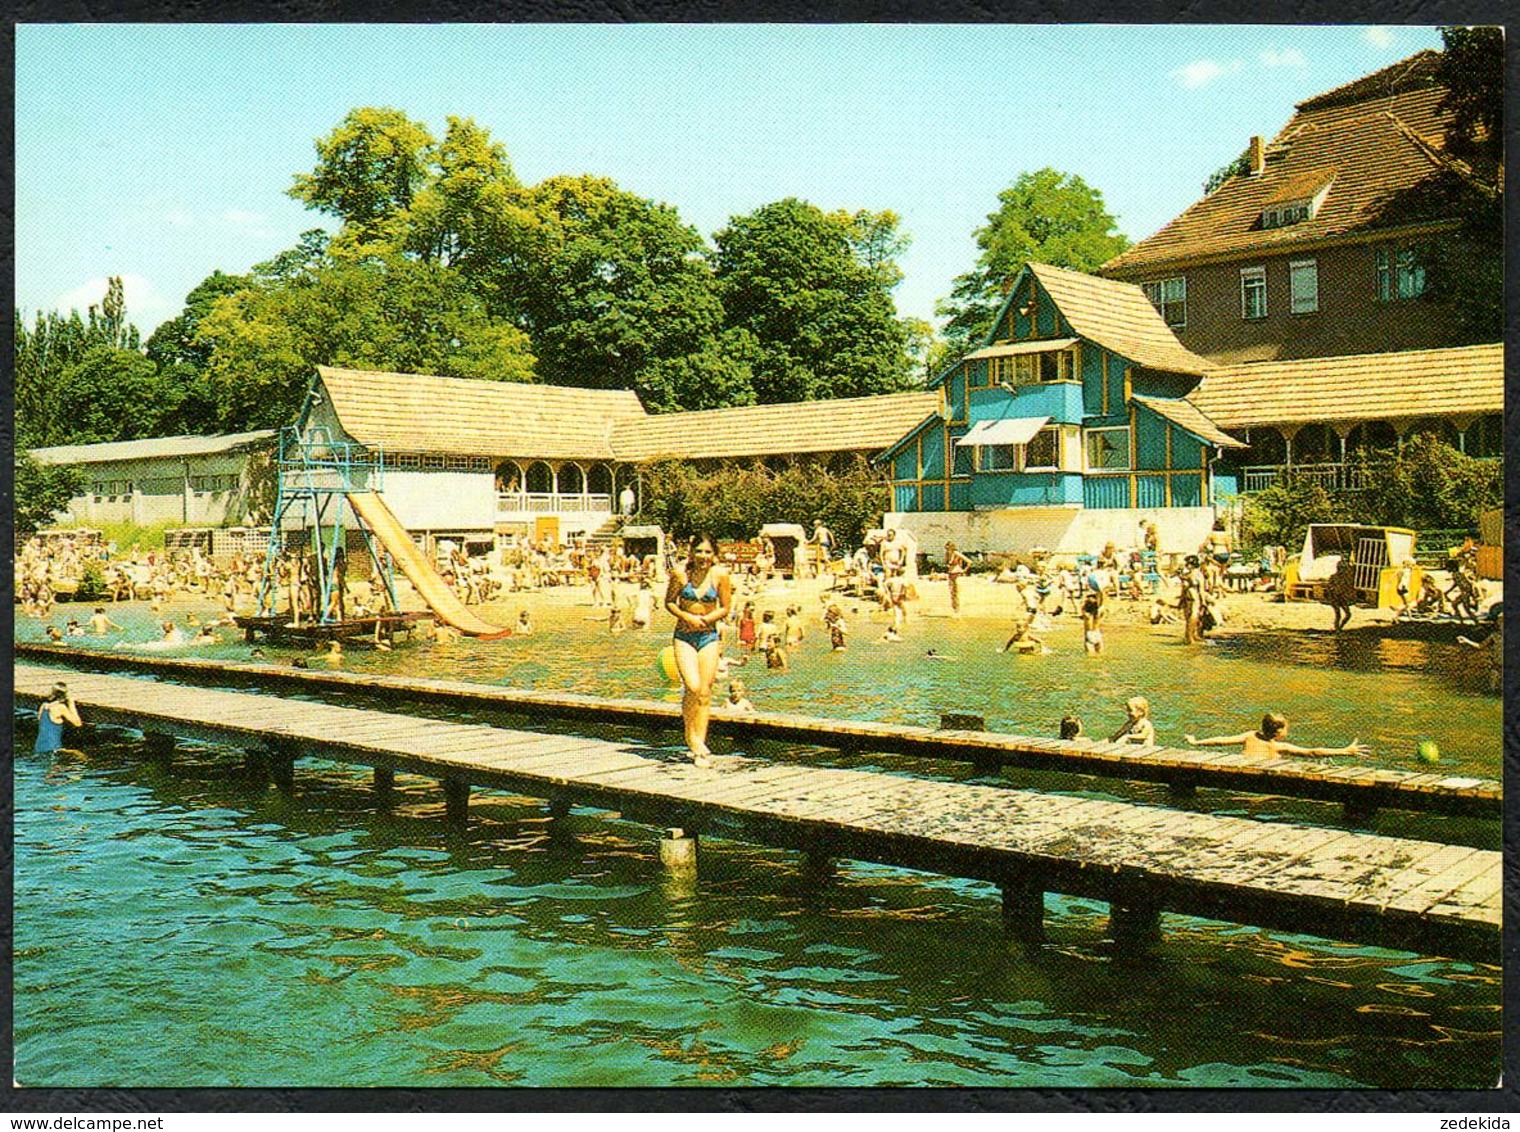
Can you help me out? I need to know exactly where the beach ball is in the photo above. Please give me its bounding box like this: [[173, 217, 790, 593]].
[[657, 645, 681, 683], [1416, 739, 1440, 764]]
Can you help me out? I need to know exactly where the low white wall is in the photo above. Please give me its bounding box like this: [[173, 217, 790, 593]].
[[381, 470, 497, 531], [884, 506, 1218, 564]]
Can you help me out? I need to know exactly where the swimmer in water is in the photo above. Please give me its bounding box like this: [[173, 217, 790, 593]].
[[724, 678, 754, 713], [924, 648, 957, 660], [1109, 696, 1156, 745], [1059, 715, 1083, 740], [1185, 713, 1368, 758]]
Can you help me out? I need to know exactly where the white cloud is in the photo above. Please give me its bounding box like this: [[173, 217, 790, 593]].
[[222, 208, 278, 239], [1171, 58, 1242, 89], [51, 273, 177, 335], [1364, 27, 1396, 49], [1260, 47, 1307, 68], [166, 207, 195, 228]]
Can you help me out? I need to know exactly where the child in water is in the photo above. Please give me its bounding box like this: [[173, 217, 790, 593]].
[[823, 603, 848, 651], [1109, 696, 1156, 745], [516, 610, 534, 635], [999, 615, 1044, 654], [1059, 715, 1083, 740], [1185, 713, 1368, 758], [724, 679, 755, 713]]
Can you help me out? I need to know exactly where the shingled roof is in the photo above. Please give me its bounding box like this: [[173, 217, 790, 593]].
[[610, 391, 944, 462], [1187, 343, 1502, 430], [30, 429, 277, 466], [315, 366, 647, 461], [1025, 263, 1216, 376], [1103, 51, 1454, 274]]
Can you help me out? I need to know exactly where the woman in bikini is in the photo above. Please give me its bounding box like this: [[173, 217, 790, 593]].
[[664, 533, 733, 767]]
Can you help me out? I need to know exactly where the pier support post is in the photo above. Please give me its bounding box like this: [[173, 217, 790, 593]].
[[1108, 898, 1163, 956], [443, 777, 470, 825], [144, 731, 176, 764], [374, 766, 395, 806], [802, 848, 834, 887], [547, 796, 572, 832], [659, 827, 698, 878], [268, 752, 296, 795], [1000, 876, 1046, 951]]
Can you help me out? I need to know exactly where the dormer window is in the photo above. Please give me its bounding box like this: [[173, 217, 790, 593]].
[[1261, 201, 1312, 228], [1259, 173, 1333, 230]]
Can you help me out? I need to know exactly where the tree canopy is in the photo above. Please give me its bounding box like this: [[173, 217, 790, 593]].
[[713, 198, 913, 404], [935, 169, 1129, 361]]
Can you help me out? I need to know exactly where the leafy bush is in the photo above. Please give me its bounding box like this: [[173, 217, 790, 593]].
[[1351, 434, 1501, 532], [640, 455, 889, 548], [1240, 436, 1501, 551], [75, 560, 108, 602], [1240, 477, 1352, 551]]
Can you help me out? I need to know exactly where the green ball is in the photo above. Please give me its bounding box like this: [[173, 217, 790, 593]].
[[1417, 739, 1441, 764]]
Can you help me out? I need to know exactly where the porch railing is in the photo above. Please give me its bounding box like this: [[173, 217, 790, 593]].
[[1240, 463, 1369, 494], [496, 492, 613, 517]]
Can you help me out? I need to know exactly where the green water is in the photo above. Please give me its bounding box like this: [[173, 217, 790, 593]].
[[12, 597, 1503, 1087]]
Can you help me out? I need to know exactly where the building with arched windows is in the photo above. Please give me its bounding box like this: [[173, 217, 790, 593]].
[[298, 365, 940, 550]]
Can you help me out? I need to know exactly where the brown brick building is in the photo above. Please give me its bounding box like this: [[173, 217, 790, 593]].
[[1102, 51, 1476, 365]]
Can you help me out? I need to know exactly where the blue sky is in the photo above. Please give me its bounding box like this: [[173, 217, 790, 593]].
[[15, 23, 1441, 336]]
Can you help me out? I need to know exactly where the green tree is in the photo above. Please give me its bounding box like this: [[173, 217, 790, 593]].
[[14, 454, 85, 537], [288, 107, 436, 251], [1408, 27, 1505, 344], [14, 276, 149, 447], [640, 454, 889, 547], [195, 251, 536, 430], [1204, 149, 1250, 195], [484, 174, 739, 412], [1240, 477, 1353, 551], [1435, 26, 1503, 167], [54, 345, 181, 443], [936, 169, 1130, 358], [404, 116, 522, 268], [713, 197, 913, 404], [145, 270, 253, 434]]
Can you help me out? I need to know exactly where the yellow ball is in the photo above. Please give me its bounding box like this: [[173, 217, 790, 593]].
[[1416, 740, 1440, 764], [657, 645, 680, 683]]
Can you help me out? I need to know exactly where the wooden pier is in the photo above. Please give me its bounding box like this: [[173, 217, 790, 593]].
[[15, 661, 1501, 962], [16, 643, 1502, 821]]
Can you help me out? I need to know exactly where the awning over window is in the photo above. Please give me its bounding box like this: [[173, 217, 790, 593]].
[[955, 416, 1052, 447], [963, 337, 1078, 361]]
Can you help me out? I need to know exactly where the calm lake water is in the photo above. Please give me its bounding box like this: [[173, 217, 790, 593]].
[[12, 596, 1503, 1088]]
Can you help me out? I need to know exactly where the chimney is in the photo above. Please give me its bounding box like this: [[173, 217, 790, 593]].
[[1248, 135, 1265, 176]]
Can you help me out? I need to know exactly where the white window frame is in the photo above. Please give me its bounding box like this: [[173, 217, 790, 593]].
[[1240, 266, 1267, 320], [1085, 427, 1132, 472], [1376, 248, 1426, 302], [1289, 259, 1319, 314], [1141, 277, 1187, 328]]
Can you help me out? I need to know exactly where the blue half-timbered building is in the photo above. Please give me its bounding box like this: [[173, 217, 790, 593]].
[[881, 262, 1245, 557]]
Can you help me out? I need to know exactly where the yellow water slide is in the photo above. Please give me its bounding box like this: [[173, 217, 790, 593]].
[[346, 491, 513, 640]]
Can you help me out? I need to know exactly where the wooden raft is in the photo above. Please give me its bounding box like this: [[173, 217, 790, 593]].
[[16, 644, 1501, 819], [14, 662, 1500, 962]]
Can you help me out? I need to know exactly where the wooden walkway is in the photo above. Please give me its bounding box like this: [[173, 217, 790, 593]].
[[15, 662, 1501, 962], [16, 644, 1501, 820]]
